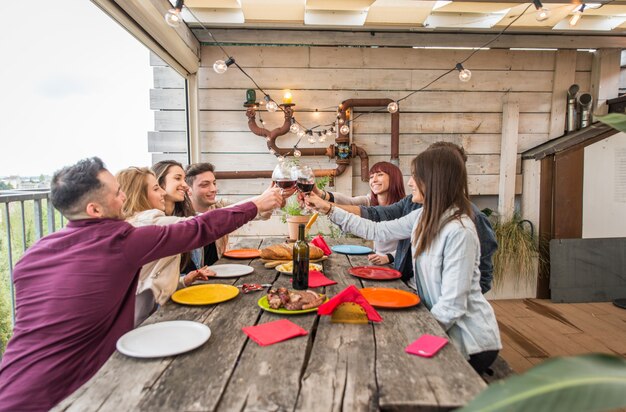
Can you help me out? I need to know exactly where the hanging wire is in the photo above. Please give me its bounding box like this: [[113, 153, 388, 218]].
[[459, 3, 533, 65], [184, 7, 231, 59], [183, 1, 537, 140], [345, 2, 534, 126]]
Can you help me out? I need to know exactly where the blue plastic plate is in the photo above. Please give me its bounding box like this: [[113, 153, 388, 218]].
[[331, 244, 374, 255]]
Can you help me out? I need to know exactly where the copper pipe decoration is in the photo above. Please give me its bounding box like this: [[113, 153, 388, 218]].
[[216, 94, 400, 183]]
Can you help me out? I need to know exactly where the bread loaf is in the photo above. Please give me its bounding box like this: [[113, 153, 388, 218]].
[[261, 243, 324, 260], [261, 244, 292, 260]]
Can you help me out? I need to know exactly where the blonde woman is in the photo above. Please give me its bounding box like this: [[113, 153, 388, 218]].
[[116, 167, 214, 326]]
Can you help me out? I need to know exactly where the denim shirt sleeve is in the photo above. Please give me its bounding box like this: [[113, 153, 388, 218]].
[[430, 226, 477, 331], [330, 207, 419, 243], [359, 195, 413, 222], [470, 205, 498, 293]]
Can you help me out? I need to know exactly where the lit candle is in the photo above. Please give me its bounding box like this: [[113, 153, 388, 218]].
[[282, 90, 293, 105]]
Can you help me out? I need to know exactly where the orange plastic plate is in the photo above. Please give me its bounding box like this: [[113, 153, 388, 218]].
[[360, 288, 420, 309], [223, 249, 261, 259]]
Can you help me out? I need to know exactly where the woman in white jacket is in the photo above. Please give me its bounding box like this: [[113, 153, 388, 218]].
[[305, 147, 502, 374], [117, 167, 214, 326]]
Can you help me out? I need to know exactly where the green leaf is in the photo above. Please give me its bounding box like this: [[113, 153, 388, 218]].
[[460, 354, 626, 412], [596, 113, 626, 133]]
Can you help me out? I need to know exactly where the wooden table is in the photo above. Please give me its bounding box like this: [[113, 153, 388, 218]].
[[56, 237, 486, 411]]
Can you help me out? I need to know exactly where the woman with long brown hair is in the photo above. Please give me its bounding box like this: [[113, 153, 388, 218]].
[[305, 147, 501, 374], [151, 160, 207, 275], [117, 166, 214, 326], [311, 161, 405, 265]]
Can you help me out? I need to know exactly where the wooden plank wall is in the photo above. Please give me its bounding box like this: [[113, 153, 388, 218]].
[[148, 46, 593, 204]]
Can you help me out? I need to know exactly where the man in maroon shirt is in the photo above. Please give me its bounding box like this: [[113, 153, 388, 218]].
[[0, 157, 282, 411]]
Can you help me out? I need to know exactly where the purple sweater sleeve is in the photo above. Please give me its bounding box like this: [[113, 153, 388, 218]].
[[123, 202, 258, 267]]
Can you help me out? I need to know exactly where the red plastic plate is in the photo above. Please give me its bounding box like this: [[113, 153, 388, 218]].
[[349, 266, 402, 280]]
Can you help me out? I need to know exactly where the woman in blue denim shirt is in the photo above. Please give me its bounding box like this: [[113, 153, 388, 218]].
[[306, 147, 502, 374]]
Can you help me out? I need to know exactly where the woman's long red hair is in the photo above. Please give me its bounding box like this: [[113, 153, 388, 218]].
[[369, 161, 405, 206]]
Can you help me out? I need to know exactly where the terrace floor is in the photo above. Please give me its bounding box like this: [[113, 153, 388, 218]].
[[492, 299, 626, 373]]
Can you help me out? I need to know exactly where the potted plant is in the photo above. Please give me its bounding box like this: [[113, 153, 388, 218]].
[[282, 175, 330, 241], [283, 197, 311, 241], [483, 209, 544, 292]]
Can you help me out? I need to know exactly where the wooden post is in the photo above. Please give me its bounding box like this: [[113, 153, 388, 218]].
[[590, 49, 621, 117], [498, 97, 519, 221], [186, 73, 201, 164], [548, 50, 577, 139]]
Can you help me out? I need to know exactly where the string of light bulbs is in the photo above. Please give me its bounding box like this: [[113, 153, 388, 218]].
[[163, 0, 553, 156], [568, 1, 614, 27]]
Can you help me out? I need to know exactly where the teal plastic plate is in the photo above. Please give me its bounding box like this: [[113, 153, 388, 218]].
[[331, 245, 374, 255]]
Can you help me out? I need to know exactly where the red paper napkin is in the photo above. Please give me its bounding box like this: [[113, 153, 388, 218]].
[[289, 270, 337, 288], [311, 235, 332, 255], [317, 285, 382, 322], [307, 270, 337, 288], [242, 319, 308, 346]]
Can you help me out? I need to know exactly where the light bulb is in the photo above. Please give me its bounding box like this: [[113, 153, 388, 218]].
[[340, 125, 350, 135], [290, 123, 300, 134], [294, 149, 302, 157], [297, 129, 306, 138], [570, 4, 585, 26], [213, 57, 235, 74], [307, 134, 316, 144], [326, 129, 334, 138], [536, 7, 550, 21], [459, 68, 472, 82], [455, 63, 472, 82], [213, 60, 228, 74], [270, 148, 276, 155], [387, 102, 399, 113], [165, 9, 182, 27], [338, 118, 345, 125], [318, 134, 327, 143], [277, 155, 285, 162], [266, 100, 279, 112]]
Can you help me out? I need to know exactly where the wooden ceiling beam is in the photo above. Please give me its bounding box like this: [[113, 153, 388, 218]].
[[194, 28, 626, 49], [111, 0, 200, 74], [433, 0, 626, 3]]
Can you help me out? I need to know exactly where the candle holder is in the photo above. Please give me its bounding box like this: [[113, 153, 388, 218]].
[[244, 89, 258, 108]]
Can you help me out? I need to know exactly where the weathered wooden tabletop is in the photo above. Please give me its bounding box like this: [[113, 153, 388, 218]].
[[55, 237, 486, 412]]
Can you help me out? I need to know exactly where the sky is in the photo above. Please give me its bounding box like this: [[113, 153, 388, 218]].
[[0, 0, 155, 177]]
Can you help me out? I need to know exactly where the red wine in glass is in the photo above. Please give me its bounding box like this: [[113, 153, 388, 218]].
[[296, 180, 315, 193], [275, 179, 296, 190]]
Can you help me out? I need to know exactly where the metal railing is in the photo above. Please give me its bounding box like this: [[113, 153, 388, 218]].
[[0, 189, 64, 321]]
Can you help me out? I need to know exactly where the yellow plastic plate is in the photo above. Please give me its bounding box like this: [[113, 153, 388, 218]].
[[171, 284, 239, 306]]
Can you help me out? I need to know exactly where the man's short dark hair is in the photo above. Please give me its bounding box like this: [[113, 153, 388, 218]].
[[51, 157, 106, 217], [427, 141, 468, 163], [185, 162, 215, 186]]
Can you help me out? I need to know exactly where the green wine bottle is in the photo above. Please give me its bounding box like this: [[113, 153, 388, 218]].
[[292, 224, 309, 290]]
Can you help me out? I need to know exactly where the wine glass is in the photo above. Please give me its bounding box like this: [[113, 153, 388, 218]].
[[295, 165, 315, 212], [272, 161, 297, 195]]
